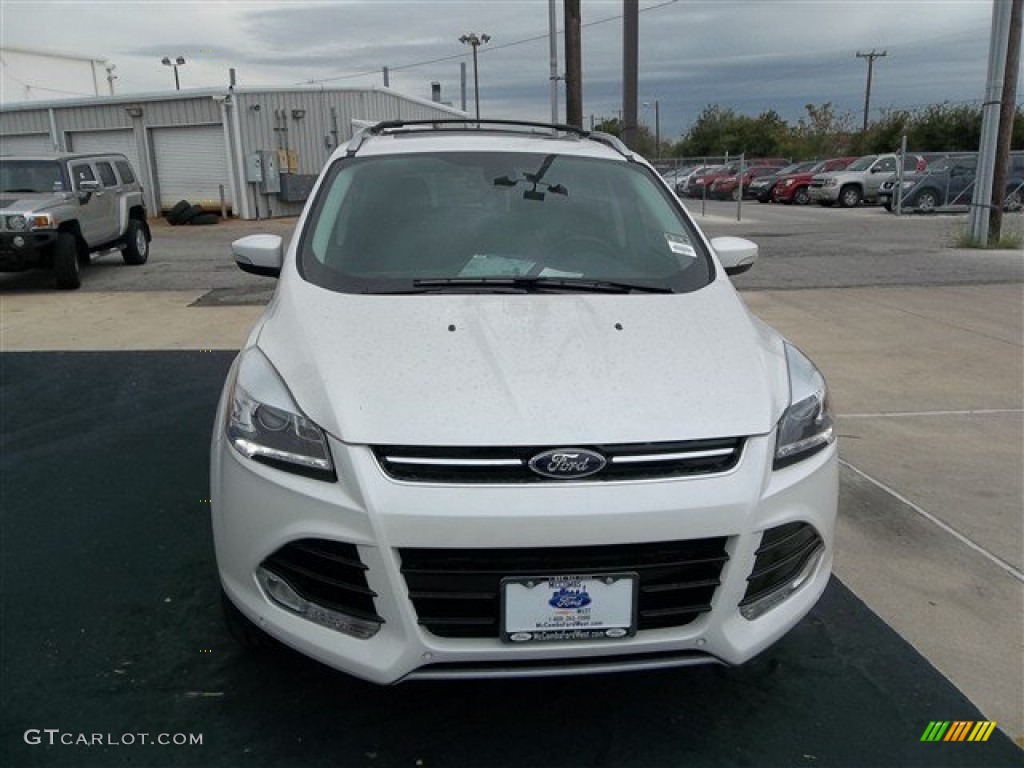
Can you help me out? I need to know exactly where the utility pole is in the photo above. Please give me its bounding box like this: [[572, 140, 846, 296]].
[[565, 0, 583, 128], [622, 0, 639, 150], [382, 66, 389, 87], [548, 0, 559, 123], [855, 49, 886, 132], [969, 0, 1015, 244], [989, 0, 1022, 243]]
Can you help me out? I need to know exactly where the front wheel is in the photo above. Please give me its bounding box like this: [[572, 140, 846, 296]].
[[839, 185, 862, 208], [53, 232, 81, 289], [793, 187, 810, 205], [1004, 189, 1022, 213], [914, 189, 939, 213], [121, 220, 150, 265]]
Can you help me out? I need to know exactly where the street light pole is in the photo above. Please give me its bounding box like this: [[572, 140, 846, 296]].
[[459, 32, 490, 120], [161, 56, 186, 91]]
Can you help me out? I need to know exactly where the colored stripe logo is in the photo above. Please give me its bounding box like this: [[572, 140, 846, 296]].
[[920, 721, 997, 742]]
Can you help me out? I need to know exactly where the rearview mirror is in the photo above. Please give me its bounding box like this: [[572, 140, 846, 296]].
[[710, 236, 757, 276], [232, 234, 283, 278]]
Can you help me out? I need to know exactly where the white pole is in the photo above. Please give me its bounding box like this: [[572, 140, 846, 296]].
[[968, 0, 1012, 244]]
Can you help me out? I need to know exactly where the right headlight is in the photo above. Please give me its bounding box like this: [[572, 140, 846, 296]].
[[774, 343, 835, 470], [226, 347, 336, 481]]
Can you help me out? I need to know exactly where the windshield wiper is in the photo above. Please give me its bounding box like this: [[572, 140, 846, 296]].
[[409, 277, 673, 294]]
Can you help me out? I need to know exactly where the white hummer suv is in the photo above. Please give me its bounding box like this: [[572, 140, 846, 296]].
[[0, 153, 151, 289]]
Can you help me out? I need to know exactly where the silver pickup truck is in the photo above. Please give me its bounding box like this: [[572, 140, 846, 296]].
[[808, 152, 925, 208], [0, 152, 151, 289]]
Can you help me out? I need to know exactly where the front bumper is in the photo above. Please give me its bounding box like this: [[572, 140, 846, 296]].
[[0, 231, 57, 271], [211, 390, 839, 684]]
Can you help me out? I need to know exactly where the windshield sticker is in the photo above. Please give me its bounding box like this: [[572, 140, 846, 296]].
[[459, 254, 536, 278], [665, 233, 697, 259], [538, 267, 584, 278]]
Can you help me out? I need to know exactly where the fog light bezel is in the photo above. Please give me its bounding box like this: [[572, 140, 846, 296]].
[[256, 566, 382, 639]]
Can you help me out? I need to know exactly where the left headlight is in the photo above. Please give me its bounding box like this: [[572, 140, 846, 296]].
[[774, 343, 835, 470], [226, 347, 336, 481]]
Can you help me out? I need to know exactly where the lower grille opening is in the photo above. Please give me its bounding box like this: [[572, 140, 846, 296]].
[[260, 539, 383, 624], [740, 522, 824, 607], [400, 539, 729, 639]]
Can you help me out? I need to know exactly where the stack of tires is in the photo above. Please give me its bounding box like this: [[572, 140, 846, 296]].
[[165, 200, 220, 226]]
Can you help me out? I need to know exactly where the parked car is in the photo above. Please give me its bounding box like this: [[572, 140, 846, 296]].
[[709, 165, 795, 201], [746, 161, 819, 203], [0, 153, 150, 289], [684, 159, 786, 199], [808, 153, 926, 207], [771, 158, 857, 205], [212, 119, 838, 684], [878, 153, 1024, 213], [681, 164, 728, 197]]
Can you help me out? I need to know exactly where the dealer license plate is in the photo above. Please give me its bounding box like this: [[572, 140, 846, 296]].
[[500, 573, 637, 643]]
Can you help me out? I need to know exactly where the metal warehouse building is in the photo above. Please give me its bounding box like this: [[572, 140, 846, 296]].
[[0, 87, 466, 220]]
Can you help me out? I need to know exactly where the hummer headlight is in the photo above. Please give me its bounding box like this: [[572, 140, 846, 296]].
[[5, 215, 27, 231]]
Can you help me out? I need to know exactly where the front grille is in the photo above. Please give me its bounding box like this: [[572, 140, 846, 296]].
[[740, 522, 823, 607], [374, 438, 743, 484], [399, 538, 729, 638], [260, 539, 383, 624]]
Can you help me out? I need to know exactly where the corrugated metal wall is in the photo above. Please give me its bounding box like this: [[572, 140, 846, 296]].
[[1, 88, 464, 219]]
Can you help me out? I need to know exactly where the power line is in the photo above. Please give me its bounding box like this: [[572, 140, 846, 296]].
[[292, 0, 679, 87]]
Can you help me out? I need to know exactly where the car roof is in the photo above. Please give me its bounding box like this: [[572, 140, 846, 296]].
[[339, 120, 635, 163], [0, 152, 128, 162]]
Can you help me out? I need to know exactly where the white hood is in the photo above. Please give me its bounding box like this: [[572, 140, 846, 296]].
[[255, 276, 788, 446]]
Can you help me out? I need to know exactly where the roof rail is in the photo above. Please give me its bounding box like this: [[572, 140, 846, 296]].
[[368, 119, 591, 138], [350, 119, 635, 162]]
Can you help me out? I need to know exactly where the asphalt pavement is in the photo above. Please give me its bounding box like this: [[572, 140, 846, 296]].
[[1, 202, 1022, 766]]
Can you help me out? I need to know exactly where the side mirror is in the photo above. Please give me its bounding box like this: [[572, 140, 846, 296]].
[[77, 179, 100, 201], [232, 234, 283, 278], [711, 236, 757, 276]]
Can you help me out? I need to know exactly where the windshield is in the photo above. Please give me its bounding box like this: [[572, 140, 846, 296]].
[[846, 156, 878, 172], [0, 160, 66, 194], [299, 151, 713, 294]]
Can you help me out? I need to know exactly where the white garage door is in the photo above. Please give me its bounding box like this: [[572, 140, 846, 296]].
[[68, 129, 141, 180], [151, 124, 232, 211], [0, 133, 54, 155]]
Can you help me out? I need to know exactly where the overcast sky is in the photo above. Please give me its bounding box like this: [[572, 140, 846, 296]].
[[0, 0, 1008, 139]]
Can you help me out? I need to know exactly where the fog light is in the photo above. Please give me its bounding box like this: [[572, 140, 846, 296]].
[[739, 545, 824, 621], [13, 236, 25, 248], [256, 567, 381, 639]]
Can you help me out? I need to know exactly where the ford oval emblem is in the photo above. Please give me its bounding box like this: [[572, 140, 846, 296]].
[[528, 448, 607, 479]]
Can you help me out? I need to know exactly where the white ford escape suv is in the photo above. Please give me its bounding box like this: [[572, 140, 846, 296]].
[[211, 120, 838, 683]]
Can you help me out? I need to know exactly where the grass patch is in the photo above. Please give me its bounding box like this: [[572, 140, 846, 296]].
[[953, 218, 1024, 249]]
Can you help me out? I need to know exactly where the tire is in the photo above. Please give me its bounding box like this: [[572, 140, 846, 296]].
[[187, 212, 220, 226], [221, 588, 273, 650], [179, 204, 203, 224], [838, 185, 862, 208], [53, 232, 82, 290], [914, 189, 939, 213], [165, 200, 191, 225], [1003, 189, 1022, 213], [793, 187, 810, 206], [121, 219, 150, 265]]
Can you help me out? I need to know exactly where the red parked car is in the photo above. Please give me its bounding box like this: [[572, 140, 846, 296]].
[[685, 159, 787, 198], [771, 157, 857, 205], [710, 164, 802, 201]]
